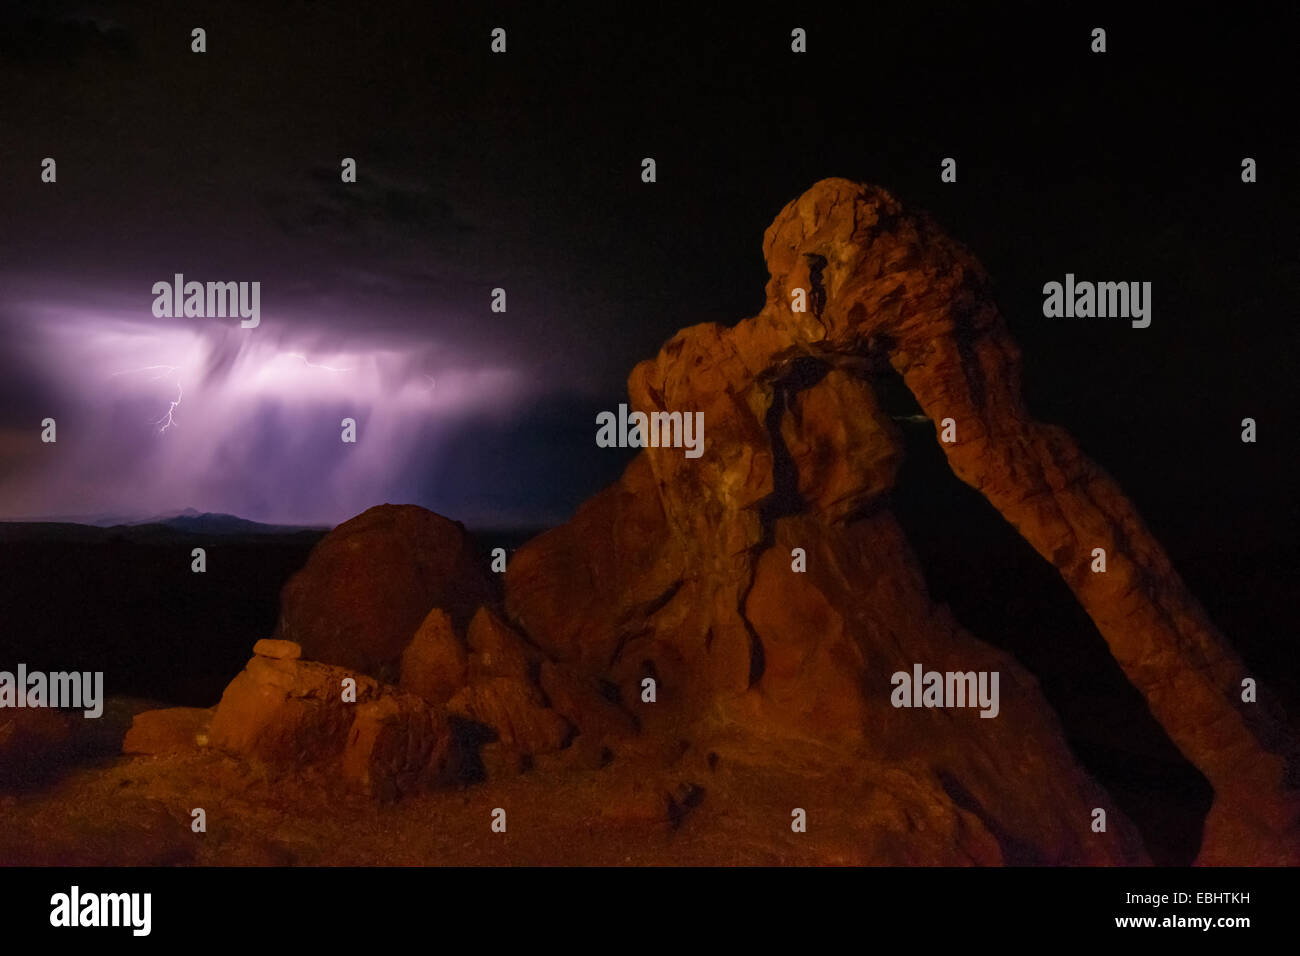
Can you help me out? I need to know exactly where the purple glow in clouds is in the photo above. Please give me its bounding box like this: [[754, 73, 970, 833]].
[[0, 298, 533, 525]]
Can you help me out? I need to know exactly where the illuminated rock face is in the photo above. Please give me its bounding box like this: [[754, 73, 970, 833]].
[[229, 180, 1291, 862], [208, 644, 459, 800], [274, 504, 493, 681], [507, 179, 1298, 864]]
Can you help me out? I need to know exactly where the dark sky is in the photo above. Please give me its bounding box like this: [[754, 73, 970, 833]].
[[0, 1, 1295, 538]]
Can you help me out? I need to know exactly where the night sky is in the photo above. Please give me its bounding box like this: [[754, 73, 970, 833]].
[[0, 1, 1294, 541]]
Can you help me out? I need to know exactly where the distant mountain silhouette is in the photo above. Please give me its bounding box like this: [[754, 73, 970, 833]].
[[0, 508, 325, 535], [144, 511, 324, 535]]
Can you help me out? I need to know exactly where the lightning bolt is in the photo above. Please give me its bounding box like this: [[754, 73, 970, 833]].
[[152, 382, 182, 433], [111, 364, 180, 381], [285, 352, 352, 372], [114, 354, 353, 438], [112, 364, 184, 433]]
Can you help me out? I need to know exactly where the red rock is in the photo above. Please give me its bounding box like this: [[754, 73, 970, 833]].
[[123, 707, 213, 755], [779, 369, 901, 522], [209, 648, 460, 799], [498, 178, 1248, 863], [209, 654, 380, 765], [341, 693, 458, 800], [477, 741, 530, 779], [506, 454, 687, 675], [253, 638, 302, 660], [754, 178, 1297, 861], [466, 607, 538, 683], [435, 608, 577, 764], [538, 660, 636, 742], [399, 608, 467, 706], [274, 505, 493, 680], [18, 179, 1287, 866], [191, 178, 1287, 863], [447, 677, 571, 755]]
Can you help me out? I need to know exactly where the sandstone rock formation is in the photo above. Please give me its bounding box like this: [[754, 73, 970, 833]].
[[341, 693, 458, 800], [253, 638, 301, 661], [274, 504, 493, 680], [446, 608, 576, 760], [229, 551, 584, 793], [170, 178, 1293, 865], [504, 178, 1298, 864], [123, 706, 213, 755], [399, 608, 467, 707], [210, 648, 377, 765], [207, 640, 457, 798]]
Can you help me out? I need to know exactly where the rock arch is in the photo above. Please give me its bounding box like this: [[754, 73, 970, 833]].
[[508, 179, 1297, 863]]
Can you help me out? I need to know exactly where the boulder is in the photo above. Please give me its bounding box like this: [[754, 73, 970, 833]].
[[466, 607, 538, 683], [253, 638, 302, 661], [538, 661, 636, 742], [399, 608, 467, 706], [341, 693, 458, 800], [210, 647, 461, 799], [123, 706, 213, 755], [274, 505, 493, 680], [448, 677, 571, 755], [209, 654, 380, 765]]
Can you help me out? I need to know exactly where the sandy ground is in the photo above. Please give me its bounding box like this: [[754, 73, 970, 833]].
[[0, 735, 887, 866]]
